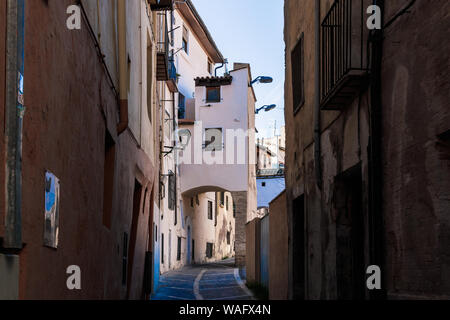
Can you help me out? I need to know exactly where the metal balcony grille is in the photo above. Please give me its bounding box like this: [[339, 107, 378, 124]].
[[320, 0, 370, 110], [156, 12, 169, 81]]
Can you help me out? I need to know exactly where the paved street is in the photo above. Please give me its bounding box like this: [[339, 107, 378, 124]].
[[152, 259, 254, 300]]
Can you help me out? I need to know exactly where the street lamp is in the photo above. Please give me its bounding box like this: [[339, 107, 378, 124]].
[[251, 76, 273, 85], [255, 104, 277, 114]]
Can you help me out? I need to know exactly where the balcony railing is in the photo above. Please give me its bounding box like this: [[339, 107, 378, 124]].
[[320, 0, 370, 110], [149, 0, 173, 11], [156, 12, 169, 81]]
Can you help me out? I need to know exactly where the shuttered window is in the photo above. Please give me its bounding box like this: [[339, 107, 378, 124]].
[[168, 171, 175, 211], [292, 34, 305, 114]]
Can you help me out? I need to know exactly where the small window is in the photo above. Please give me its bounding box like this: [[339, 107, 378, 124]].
[[292, 34, 305, 114], [182, 25, 189, 54], [226, 196, 229, 211], [190, 197, 194, 208], [220, 192, 225, 206], [208, 201, 213, 220], [227, 232, 231, 245], [206, 86, 221, 103], [233, 203, 236, 218], [262, 182, 266, 187], [204, 128, 223, 151], [177, 237, 182, 261], [196, 195, 200, 206], [206, 243, 213, 258]]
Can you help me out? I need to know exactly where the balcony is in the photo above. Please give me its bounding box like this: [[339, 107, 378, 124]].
[[166, 59, 178, 93], [320, 0, 370, 110], [156, 12, 169, 81], [149, 0, 173, 11]]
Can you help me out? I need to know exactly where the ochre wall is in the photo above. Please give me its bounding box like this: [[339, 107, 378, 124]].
[[269, 191, 288, 300], [17, 0, 157, 299]]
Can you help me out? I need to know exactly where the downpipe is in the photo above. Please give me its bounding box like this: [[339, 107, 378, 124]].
[[314, 0, 322, 190], [368, 0, 386, 300], [117, 0, 128, 135], [4, 0, 25, 250]]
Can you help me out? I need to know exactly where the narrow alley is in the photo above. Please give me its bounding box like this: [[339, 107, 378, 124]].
[[152, 259, 253, 301]]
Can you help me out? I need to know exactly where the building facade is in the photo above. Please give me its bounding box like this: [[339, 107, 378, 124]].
[[179, 62, 258, 268], [284, 0, 450, 300], [0, 0, 168, 299]]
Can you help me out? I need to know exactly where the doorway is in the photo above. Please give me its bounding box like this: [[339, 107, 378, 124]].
[[127, 179, 143, 299], [335, 164, 365, 300]]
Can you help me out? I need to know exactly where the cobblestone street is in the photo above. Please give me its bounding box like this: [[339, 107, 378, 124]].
[[152, 259, 254, 300]]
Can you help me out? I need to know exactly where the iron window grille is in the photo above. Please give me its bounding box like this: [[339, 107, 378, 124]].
[[321, 0, 370, 110]]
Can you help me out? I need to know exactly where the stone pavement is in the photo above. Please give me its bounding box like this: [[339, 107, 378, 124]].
[[152, 259, 254, 300]]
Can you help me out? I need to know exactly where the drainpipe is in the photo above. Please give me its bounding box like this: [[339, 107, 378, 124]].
[[214, 61, 225, 77], [314, 0, 322, 190], [117, 0, 128, 135], [4, 0, 25, 250], [368, 0, 385, 300]]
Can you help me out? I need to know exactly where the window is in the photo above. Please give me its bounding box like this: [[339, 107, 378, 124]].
[[208, 201, 213, 220], [291, 34, 304, 114], [207, 58, 213, 75], [182, 25, 189, 54], [190, 197, 194, 208], [227, 232, 231, 245], [195, 195, 199, 206], [168, 171, 175, 211], [177, 237, 182, 261], [206, 243, 213, 259], [233, 203, 236, 218], [226, 196, 229, 211], [206, 86, 221, 103], [178, 93, 186, 120], [220, 192, 225, 206], [262, 182, 266, 187], [204, 128, 223, 151]]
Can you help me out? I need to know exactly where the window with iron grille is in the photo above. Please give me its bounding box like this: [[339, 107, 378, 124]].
[[206, 243, 213, 258], [320, 0, 370, 110], [292, 33, 305, 114], [208, 201, 213, 220]]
